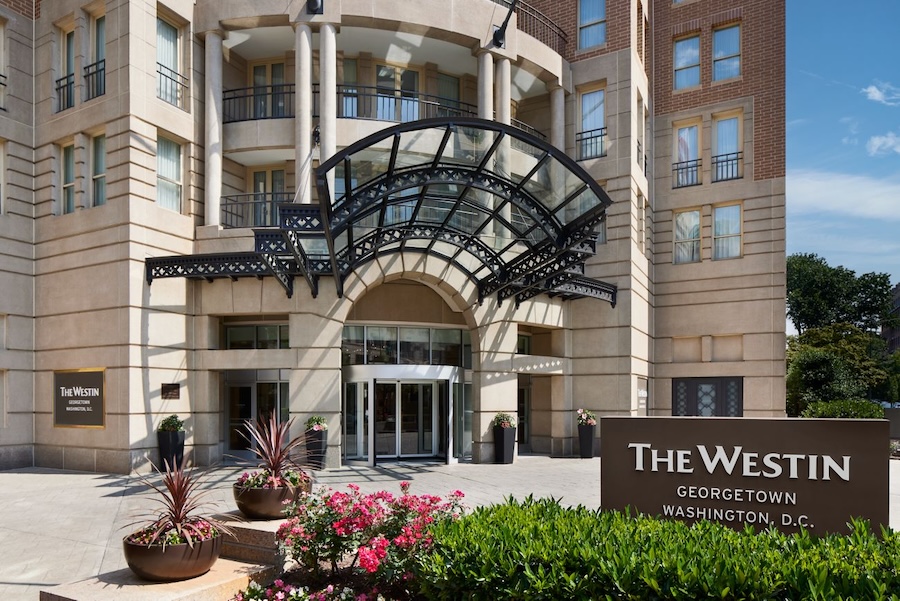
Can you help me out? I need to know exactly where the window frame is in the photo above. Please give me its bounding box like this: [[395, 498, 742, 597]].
[[156, 134, 183, 212], [672, 377, 743, 417], [712, 24, 741, 82], [673, 120, 701, 187], [712, 203, 742, 260], [61, 143, 76, 214], [91, 134, 106, 207], [673, 209, 700, 264], [156, 12, 187, 108], [712, 111, 743, 182], [85, 14, 106, 101], [577, 87, 606, 160], [673, 34, 700, 90], [578, 0, 607, 50]]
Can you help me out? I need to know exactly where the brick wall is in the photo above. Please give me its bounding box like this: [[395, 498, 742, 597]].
[[653, 0, 785, 179], [0, 0, 37, 18]]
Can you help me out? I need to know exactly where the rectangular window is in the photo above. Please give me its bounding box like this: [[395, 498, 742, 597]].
[[62, 144, 75, 214], [157, 17, 184, 107], [577, 89, 605, 160], [673, 377, 743, 416], [674, 35, 700, 90], [673, 124, 700, 187], [156, 135, 182, 212], [713, 116, 741, 181], [578, 0, 607, 49], [713, 204, 741, 259], [85, 15, 106, 100], [436, 73, 460, 117], [92, 135, 106, 206], [400, 327, 430, 364], [674, 210, 700, 264], [57, 29, 76, 111], [713, 25, 741, 81]]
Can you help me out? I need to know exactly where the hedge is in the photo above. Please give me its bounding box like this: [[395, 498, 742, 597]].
[[414, 497, 900, 600], [801, 399, 885, 419]]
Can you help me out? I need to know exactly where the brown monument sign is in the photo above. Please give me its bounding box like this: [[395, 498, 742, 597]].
[[601, 417, 888, 535], [54, 369, 105, 428]]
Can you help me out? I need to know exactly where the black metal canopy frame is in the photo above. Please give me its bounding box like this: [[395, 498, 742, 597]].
[[146, 117, 617, 308]]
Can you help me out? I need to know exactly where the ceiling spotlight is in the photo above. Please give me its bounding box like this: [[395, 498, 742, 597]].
[[307, 0, 324, 14]]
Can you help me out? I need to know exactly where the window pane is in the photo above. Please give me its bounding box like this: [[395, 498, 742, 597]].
[[714, 204, 741, 259], [674, 37, 700, 89], [579, 23, 607, 49], [697, 384, 716, 417], [579, 0, 606, 48], [157, 136, 181, 211], [93, 135, 106, 175], [677, 125, 698, 161], [342, 325, 365, 365], [581, 89, 604, 130], [95, 16, 106, 61], [257, 325, 280, 349], [674, 210, 700, 264], [580, 0, 605, 23], [279, 325, 290, 349], [716, 118, 738, 155], [399, 327, 430, 364], [366, 326, 398, 364], [63, 146, 74, 184], [65, 31, 75, 75], [157, 18, 178, 70], [226, 326, 255, 350], [432, 329, 462, 366]]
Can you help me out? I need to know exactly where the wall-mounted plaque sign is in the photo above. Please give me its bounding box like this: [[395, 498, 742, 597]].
[[161, 383, 180, 400], [54, 369, 105, 428], [601, 416, 888, 535]]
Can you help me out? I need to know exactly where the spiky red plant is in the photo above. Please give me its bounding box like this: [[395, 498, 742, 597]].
[[241, 413, 308, 484], [127, 460, 235, 548]]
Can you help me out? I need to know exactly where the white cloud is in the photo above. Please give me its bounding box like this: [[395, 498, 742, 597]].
[[787, 168, 900, 221], [866, 131, 900, 156], [861, 81, 900, 106]]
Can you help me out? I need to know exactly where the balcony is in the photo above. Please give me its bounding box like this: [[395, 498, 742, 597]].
[[157, 63, 188, 109], [335, 85, 477, 122], [637, 140, 647, 174], [56, 73, 75, 112], [221, 192, 293, 229], [0, 73, 6, 110], [511, 118, 546, 156], [712, 152, 743, 182], [490, 0, 567, 54], [84, 59, 106, 101], [576, 128, 607, 160], [673, 159, 701, 188], [224, 85, 295, 123]]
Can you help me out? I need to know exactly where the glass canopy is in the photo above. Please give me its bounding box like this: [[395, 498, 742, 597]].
[[147, 118, 617, 307]]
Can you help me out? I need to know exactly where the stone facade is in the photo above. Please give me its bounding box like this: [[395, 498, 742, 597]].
[[0, 0, 785, 473]]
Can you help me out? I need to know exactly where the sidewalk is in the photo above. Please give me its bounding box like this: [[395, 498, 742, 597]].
[[0, 456, 897, 601]]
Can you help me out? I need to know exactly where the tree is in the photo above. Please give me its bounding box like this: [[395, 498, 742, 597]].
[[786, 253, 895, 334], [796, 323, 888, 393], [785, 348, 865, 416]]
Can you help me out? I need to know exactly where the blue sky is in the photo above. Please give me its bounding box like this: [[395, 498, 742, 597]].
[[787, 0, 900, 285]]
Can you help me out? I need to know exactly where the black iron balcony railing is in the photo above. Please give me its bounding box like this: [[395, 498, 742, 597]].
[[84, 59, 106, 101], [221, 192, 293, 229], [637, 139, 648, 173], [56, 73, 75, 112], [491, 0, 567, 54], [510, 118, 546, 156], [157, 63, 188, 109], [335, 85, 478, 122], [576, 127, 607, 160], [712, 151, 743, 182], [673, 158, 701, 188], [224, 84, 295, 123], [0, 73, 6, 111]]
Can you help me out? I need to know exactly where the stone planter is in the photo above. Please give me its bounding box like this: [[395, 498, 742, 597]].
[[306, 429, 327, 469], [233, 483, 309, 520], [157, 430, 185, 470], [493, 425, 515, 464], [123, 534, 221, 582], [578, 424, 595, 458]]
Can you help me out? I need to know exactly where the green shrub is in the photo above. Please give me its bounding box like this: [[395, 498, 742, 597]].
[[413, 497, 900, 600], [801, 399, 885, 419]]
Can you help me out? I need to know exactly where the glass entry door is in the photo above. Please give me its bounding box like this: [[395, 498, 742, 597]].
[[227, 382, 288, 459], [374, 380, 436, 459]]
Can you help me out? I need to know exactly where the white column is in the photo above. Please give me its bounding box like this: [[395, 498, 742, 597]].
[[204, 31, 223, 226], [550, 85, 565, 151], [295, 24, 313, 204], [495, 57, 511, 125], [320, 23, 337, 192], [477, 51, 494, 120]]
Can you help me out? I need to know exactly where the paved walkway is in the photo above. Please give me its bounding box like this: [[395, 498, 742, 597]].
[[1, 456, 898, 601]]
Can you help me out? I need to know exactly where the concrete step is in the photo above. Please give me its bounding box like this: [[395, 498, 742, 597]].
[[39, 558, 274, 601], [220, 511, 285, 565]]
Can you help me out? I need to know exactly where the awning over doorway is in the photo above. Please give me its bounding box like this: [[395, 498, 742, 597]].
[[146, 118, 617, 307]]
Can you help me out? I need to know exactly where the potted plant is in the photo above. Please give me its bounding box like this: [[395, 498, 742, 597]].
[[491, 412, 516, 464], [305, 415, 328, 469], [157, 414, 185, 470], [576, 408, 597, 459], [123, 461, 234, 581], [233, 413, 312, 520]]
